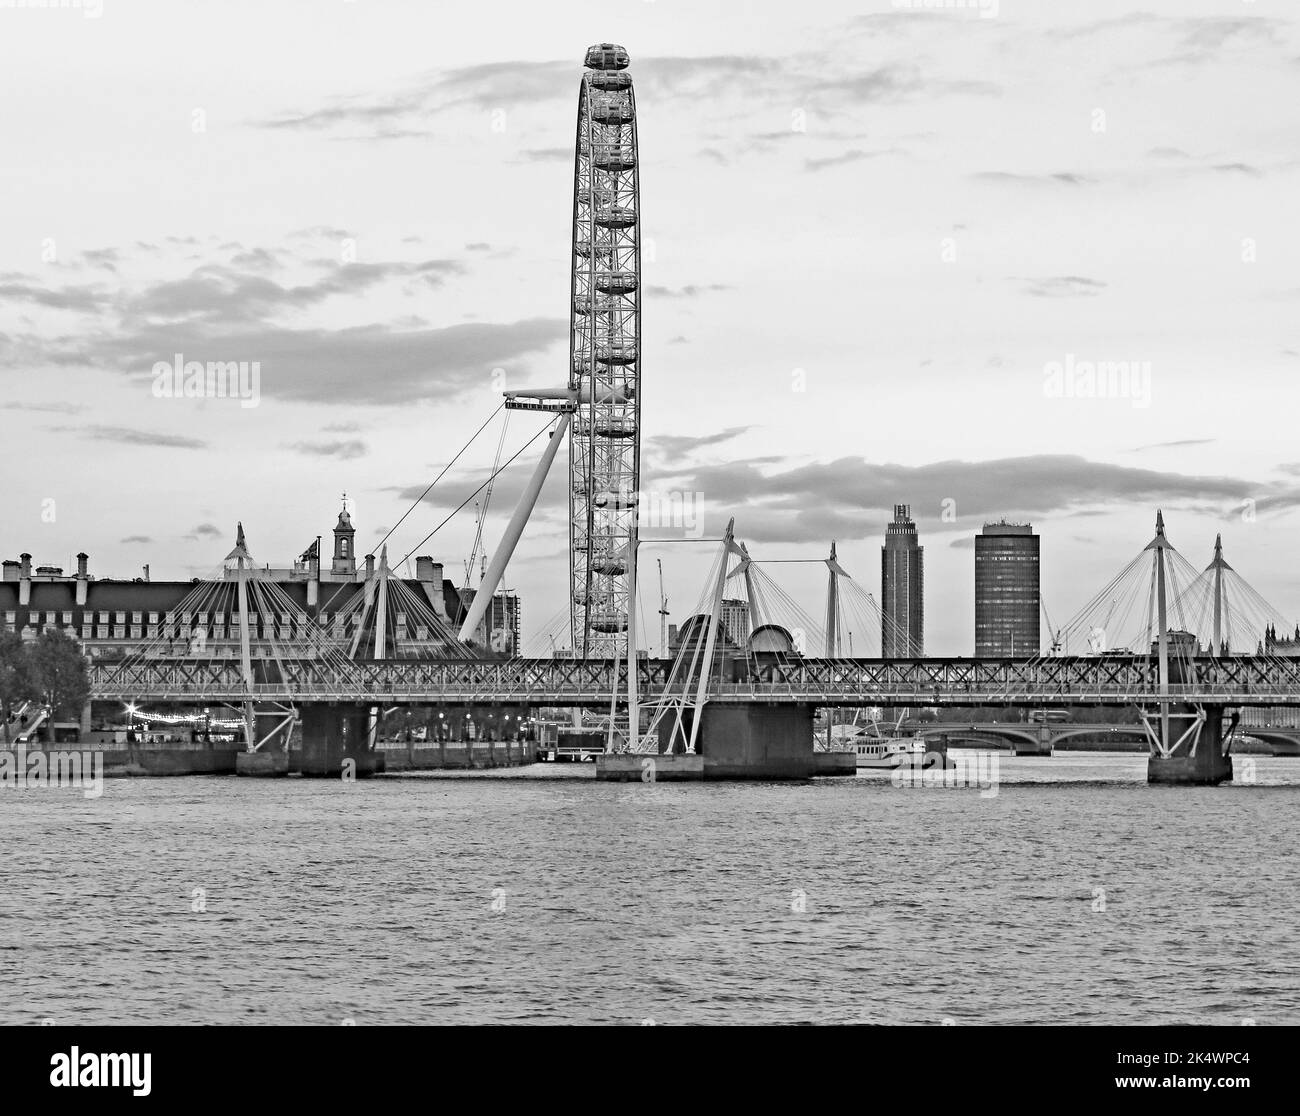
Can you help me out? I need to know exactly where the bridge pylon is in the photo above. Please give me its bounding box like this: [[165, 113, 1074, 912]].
[[1140, 512, 1234, 785]]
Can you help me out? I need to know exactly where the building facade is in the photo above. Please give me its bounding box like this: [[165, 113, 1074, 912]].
[[974, 521, 1040, 657], [1242, 626, 1300, 728], [881, 504, 924, 657], [719, 598, 752, 647], [0, 503, 519, 663]]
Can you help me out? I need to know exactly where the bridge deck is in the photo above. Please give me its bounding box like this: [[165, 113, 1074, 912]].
[[89, 655, 1300, 707]]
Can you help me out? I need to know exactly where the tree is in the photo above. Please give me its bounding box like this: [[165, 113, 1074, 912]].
[[28, 629, 90, 743], [0, 630, 37, 744]]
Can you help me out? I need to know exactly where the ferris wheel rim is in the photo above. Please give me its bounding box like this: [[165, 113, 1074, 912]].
[[567, 46, 641, 660]]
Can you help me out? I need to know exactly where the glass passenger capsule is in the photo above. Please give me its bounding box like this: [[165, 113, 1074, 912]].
[[585, 43, 630, 71]]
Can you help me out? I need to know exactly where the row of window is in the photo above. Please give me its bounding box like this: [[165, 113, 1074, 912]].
[[0, 609, 413, 627], [2, 621, 447, 643]]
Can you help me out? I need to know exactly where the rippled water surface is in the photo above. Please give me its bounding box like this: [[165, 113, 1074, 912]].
[[3, 753, 1299, 1025]]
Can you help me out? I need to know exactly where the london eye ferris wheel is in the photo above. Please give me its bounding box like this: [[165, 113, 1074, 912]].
[[568, 43, 642, 658]]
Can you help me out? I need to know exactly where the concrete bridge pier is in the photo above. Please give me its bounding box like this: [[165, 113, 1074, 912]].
[[299, 704, 381, 778], [655, 703, 816, 779], [236, 748, 289, 776], [1014, 728, 1054, 757], [1147, 703, 1234, 786]]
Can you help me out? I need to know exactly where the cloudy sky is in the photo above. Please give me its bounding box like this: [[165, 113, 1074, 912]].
[[2, 0, 1298, 654]]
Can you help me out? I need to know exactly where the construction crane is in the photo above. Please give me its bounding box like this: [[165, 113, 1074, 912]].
[[657, 559, 669, 657], [1041, 597, 1063, 655]]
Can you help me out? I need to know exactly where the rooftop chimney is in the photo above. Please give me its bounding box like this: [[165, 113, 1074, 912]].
[[75, 551, 89, 606], [18, 553, 31, 607], [20, 553, 32, 578], [415, 557, 447, 619]]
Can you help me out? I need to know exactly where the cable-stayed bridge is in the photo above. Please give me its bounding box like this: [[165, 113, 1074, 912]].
[[73, 45, 1300, 784], [93, 510, 1300, 784]]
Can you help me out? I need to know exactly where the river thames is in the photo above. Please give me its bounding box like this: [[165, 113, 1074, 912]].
[[3, 753, 1298, 1026]]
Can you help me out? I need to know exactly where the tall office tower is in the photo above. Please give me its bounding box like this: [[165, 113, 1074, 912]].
[[881, 504, 924, 657], [974, 521, 1040, 657], [719, 597, 751, 647]]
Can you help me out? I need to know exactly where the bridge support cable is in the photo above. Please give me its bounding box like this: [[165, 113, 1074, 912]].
[[985, 511, 1203, 709], [457, 414, 572, 644], [636, 530, 736, 754], [461, 409, 512, 607], [1176, 533, 1294, 659], [372, 401, 504, 558], [687, 518, 738, 754], [397, 417, 557, 570]]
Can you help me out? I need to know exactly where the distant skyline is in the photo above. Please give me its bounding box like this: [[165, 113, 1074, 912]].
[[2, 0, 1298, 654]]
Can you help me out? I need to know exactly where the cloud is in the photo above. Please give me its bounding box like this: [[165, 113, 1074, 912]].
[[518, 147, 570, 162], [52, 425, 208, 449], [1, 401, 86, 414], [1056, 14, 1285, 67], [1053, 13, 1165, 40], [973, 171, 1095, 187], [53, 316, 569, 405], [124, 258, 463, 322], [188, 523, 223, 540], [289, 439, 368, 460], [1174, 16, 1283, 55], [229, 247, 283, 270], [810, 62, 1000, 105], [1, 250, 465, 327], [288, 226, 353, 241], [804, 148, 896, 172], [1, 250, 565, 406], [1132, 439, 1216, 452], [644, 283, 730, 299], [1018, 276, 1107, 299], [650, 454, 1300, 545], [254, 53, 875, 142], [0, 281, 107, 313], [649, 426, 752, 458], [257, 60, 571, 133], [851, 11, 982, 35], [81, 248, 120, 273], [1212, 162, 1262, 177], [120, 535, 153, 544]]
